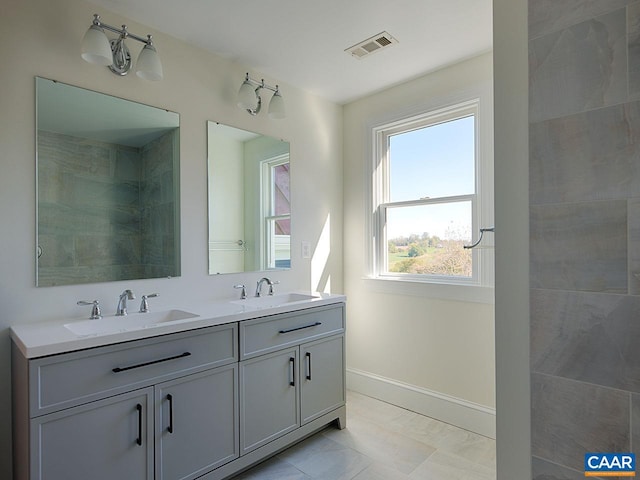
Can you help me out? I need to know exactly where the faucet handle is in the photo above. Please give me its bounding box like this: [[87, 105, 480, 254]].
[[234, 284, 247, 299], [77, 300, 102, 320], [139, 293, 158, 313], [268, 280, 280, 296]]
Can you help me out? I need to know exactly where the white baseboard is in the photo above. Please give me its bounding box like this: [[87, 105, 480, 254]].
[[346, 367, 496, 439]]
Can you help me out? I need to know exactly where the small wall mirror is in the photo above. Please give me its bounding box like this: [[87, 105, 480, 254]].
[[36, 77, 180, 287], [207, 122, 290, 274]]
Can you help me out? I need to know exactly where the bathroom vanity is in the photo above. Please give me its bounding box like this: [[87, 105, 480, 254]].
[[11, 293, 346, 480]]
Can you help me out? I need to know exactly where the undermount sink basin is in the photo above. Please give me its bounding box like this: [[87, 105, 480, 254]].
[[232, 293, 320, 309], [65, 309, 199, 337]]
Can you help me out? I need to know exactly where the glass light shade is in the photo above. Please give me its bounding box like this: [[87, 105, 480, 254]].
[[237, 81, 257, 109], [136, 44, 163, 81], [268, 91, 285, 119], [81, 25, 113, 66]]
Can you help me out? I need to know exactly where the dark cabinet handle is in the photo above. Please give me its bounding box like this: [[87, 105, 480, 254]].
[[167, 394, 174, 433], [278, 322, 322, 334], [112, 352, 191, 373], [136, 404, 143, 446], [305, 352, 312, 381], [289, 357, 295, 387]]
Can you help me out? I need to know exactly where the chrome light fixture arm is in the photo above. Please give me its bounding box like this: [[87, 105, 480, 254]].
[[90, 14, 151, 46], [249, 83, 263, 116], [109, 31, 131, 76]]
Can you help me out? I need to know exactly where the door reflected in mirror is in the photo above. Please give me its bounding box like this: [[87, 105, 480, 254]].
[[36, 77, 180, 286], [207, 122, 290, 274]]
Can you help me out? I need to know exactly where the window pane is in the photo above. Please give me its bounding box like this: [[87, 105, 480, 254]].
[[275, 218, 290, 235], [389, 115, 475, 202], [266, 218, 290, 269], [273, 163, 290, 215], [386, 202, 472, 277]]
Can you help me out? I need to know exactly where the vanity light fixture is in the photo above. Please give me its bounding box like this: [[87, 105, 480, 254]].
[[237, 73, 286, 119], [81, 14, 163, 81]]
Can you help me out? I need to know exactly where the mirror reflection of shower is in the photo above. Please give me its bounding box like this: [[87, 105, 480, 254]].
[[36, 77, 180, 287]]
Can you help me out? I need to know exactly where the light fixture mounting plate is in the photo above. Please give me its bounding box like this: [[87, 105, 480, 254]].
[[108, 38, 132, 76]]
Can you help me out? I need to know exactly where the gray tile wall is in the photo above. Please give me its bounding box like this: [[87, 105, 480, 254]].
[[37, 131, 142, 286], [37, 130, 178, 286], [529, 2, 640, 478], [140, 129, 179, 278]]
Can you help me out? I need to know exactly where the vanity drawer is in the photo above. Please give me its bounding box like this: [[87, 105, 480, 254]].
[[29, 323, 237, 417], [240, 304, 344, 359]]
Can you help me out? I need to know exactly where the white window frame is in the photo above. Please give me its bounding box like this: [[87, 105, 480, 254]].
[[366, 94, 494, 303], [260, 154, 290, 270]]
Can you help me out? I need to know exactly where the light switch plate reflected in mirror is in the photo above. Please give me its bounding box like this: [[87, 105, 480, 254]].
[[301, 241, 311, 259]]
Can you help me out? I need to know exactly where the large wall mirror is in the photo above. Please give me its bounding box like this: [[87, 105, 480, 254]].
[[36, 77, 180, 287], [207, 122, 290, 274]]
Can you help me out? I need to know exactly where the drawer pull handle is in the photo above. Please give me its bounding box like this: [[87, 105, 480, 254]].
[[279, 322, 322, 334], [112, 352, 192, 373], [136, 404, 143, 446], [167, 394, 174, 433], [289, 357, 295, 387], [306, 352, 312, 381]]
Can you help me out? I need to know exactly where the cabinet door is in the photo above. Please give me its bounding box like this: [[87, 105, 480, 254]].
[[300, 335, 345, 425], [30, 388, 153, 480], [155, 364, 239, 480], [239, 347, 299, 454]]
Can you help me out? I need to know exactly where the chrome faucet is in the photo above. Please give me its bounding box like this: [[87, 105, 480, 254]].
[[116, 289, 135, 316], [255, 277, 279, 297]]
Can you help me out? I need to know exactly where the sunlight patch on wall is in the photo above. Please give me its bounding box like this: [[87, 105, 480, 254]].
[[312, 214, 331, 292]]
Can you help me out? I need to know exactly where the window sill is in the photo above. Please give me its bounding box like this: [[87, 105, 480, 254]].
[[362, 276, 494, 304]]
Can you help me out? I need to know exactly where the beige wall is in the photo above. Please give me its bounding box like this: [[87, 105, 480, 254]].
[[343, 54, 496, 419], [0, 0, 343, 476]]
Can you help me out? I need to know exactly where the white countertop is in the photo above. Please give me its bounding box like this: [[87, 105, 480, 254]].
[[11, 292, 346, 359]]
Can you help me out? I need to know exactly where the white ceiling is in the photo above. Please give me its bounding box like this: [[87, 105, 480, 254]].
[[87, 0, 493, 104]]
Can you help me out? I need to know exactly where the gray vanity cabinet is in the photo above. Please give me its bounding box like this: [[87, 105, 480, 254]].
[[13, 302, 346, 480], [155, 364, 239, 480], [300, 335, 345, 425], [13, 323, 238, 480], [238, 304, 345, 456], [30, 387, 154, 480], [239, 347, 300, 454]]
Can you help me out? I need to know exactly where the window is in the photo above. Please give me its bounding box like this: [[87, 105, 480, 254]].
[[261, 155, 290, 269], [369, 99, 493, 290]]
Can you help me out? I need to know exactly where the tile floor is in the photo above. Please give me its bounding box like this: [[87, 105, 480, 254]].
[[231, 391, 496, 480]]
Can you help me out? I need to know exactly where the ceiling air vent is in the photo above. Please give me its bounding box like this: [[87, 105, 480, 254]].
[[345, 31, 398, 59]]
